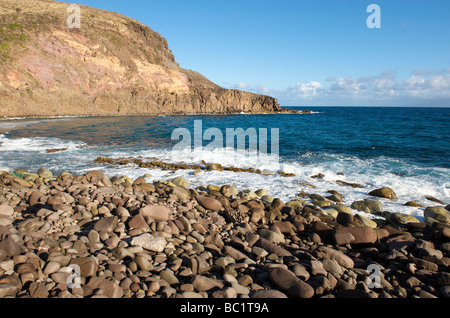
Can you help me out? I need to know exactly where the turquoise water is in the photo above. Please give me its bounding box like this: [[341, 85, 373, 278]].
[[0, 106, 449, 219]]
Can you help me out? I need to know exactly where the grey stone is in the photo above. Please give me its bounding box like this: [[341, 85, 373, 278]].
[[131, 233, 167, 253]]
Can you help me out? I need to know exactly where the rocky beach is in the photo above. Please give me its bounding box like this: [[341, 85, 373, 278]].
[[0, 0, 449, 305], [1, 167, 449, 299]]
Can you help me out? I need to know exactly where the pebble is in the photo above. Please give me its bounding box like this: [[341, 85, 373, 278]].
[[192, 275, 224, 292], [131, 234, 167, 253], [268, 267, 314, 298], [335, 226, 378, 244], [255, 237, 292, 257], [87, 277, 123, 298], [0, 283, 17, 298], [258, 228, 285, 244], [212, 286, 237, 298], [111, 247, 135, 261], [314, 246, 354, 269], [161, 269, 179, 285], [139, 205, 170, 222], [0, 204, 13, 217], [0, 168, 448, 299], [195, 194, 222, 211], [368, 187, 398, 200], [251, 289, 288, 298], [93, 216, 118, 234]]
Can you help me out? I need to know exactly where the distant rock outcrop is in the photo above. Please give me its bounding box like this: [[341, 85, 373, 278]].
[[0, 0, 281, 117]]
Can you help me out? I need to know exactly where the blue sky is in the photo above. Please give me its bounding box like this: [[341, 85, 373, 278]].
[[71, 0, 449, 106]]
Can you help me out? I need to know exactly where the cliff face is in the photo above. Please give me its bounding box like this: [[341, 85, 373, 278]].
[[0, 0, 280, 117]]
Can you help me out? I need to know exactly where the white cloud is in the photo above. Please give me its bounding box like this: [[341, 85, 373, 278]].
[[329, 76, 365, 94], [283, 69, 450, 106], [223, 68, 450, 106], [289, 81, 322, 98], [236, 81, 250, 90]]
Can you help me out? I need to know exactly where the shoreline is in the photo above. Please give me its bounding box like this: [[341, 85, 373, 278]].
[[0, 108, 313, 120], [0, 168, 449, 298]]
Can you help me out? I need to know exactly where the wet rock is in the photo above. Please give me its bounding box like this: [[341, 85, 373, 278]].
[[424, 207, 450, 225], [405, 201, 425, 208], [220, 185, 238, 197], [169, 176, 190, 189], [171, 186, 191, 200], [336, 212, 357, 226], [38, 168, 53, 179], [426, 196, 445, 205], [351, 199, 383, 214], [368, 187, 397, 200], [330, 204, 353, 214], [385, 212, 421, 225], [241, 190, 258, 200], [354, 214, 378, 228]]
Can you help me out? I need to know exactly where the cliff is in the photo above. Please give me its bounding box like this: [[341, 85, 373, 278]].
[[0, 0, 281, 117]]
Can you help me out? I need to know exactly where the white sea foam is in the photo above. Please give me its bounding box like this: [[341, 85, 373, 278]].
[[0, 134, 448, 221], [0, 134, 87, 152], [100, 144, 449, 221]]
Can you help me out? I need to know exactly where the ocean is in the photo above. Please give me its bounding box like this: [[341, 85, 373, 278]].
[[0, 106, 449, 222]]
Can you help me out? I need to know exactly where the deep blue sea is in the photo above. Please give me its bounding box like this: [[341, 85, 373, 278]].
[[1, 106, 449, 220]]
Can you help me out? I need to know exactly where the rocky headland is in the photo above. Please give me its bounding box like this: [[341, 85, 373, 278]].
[[0, 0, 285, 117], [0, 168, 449, 299]]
